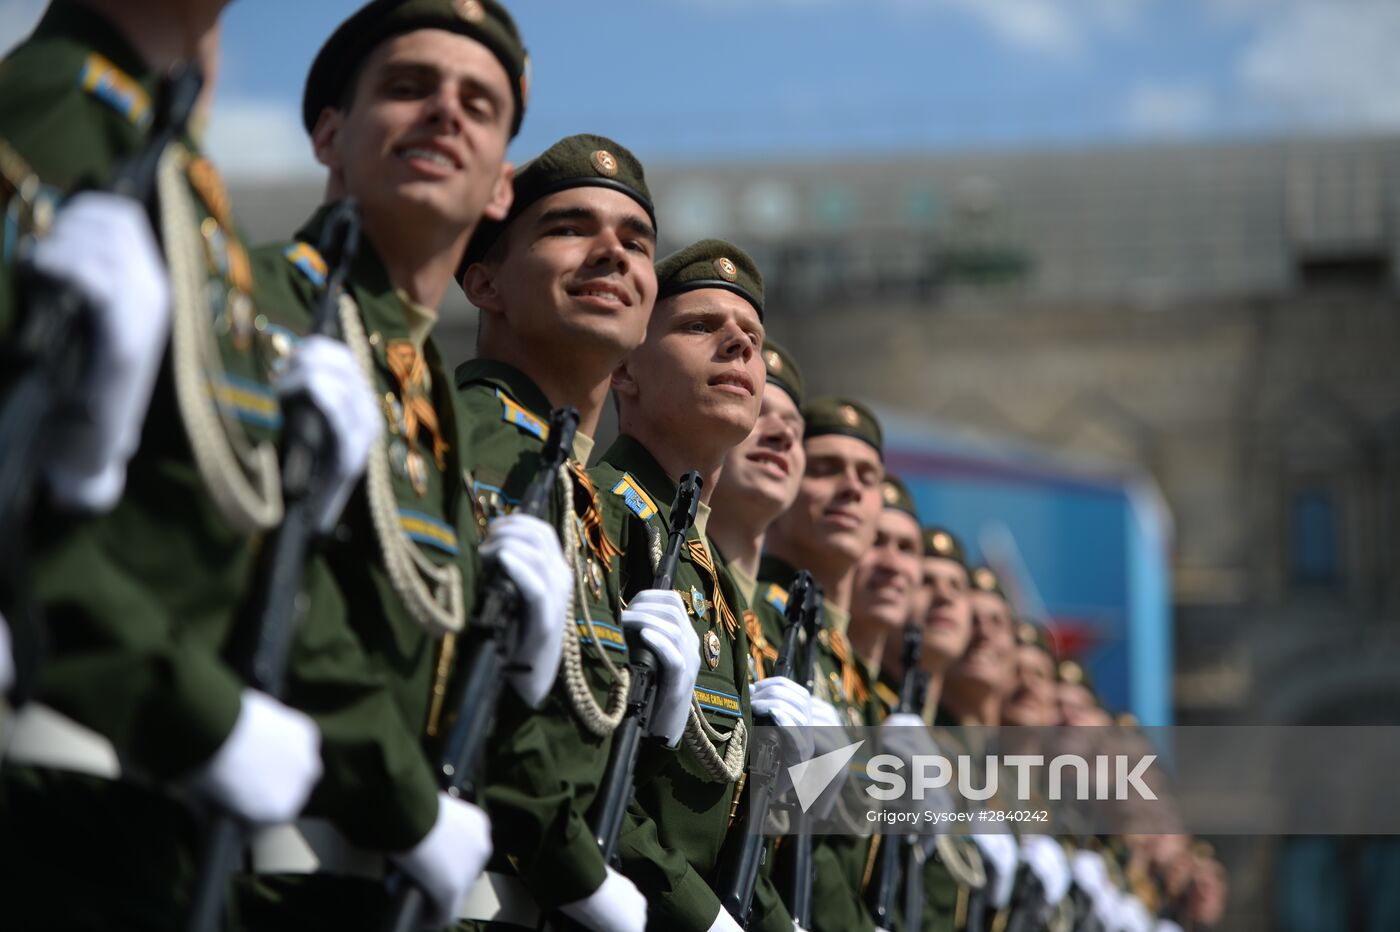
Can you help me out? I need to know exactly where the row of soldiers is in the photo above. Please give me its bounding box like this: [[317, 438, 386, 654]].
[[0, 0, 1228, 930]]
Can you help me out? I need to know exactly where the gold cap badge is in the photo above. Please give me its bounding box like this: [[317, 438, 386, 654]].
[[882, 481, 900, 505], [590, 149, 619, 177], [1059, 660, 1083, 684], [1017, 621, 1037, 645], [454, 0, 485, 22], [763, 349, 782, 373], [839, 404, 860, 427], [714, 256, 738, 281], [932, 531, 951, 554]]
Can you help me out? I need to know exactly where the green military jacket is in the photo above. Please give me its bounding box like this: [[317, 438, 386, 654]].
[[453, 359, 630, 911], [755, 556, 880, 932], [245, 207, 479, 851], [0, 0, 279, 777], [589, 435, 762, 931]]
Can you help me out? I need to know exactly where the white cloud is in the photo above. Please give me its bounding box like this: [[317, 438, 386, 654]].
[[0, 0, 47, 57], [1237, 0, 1400, 130], [1124, 82, 1214, 136], [205, 97, 321, 181]]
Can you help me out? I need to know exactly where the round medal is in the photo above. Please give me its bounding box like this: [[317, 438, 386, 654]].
[[704, 630, 722, 670]]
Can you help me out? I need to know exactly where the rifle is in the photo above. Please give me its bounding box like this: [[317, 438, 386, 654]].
[[381, 405, 580, 932], [869, 620, 925, 929], [783, 583, 824, 929], [588, 470, 704, 864], [717, 570, 817, 927], [0, 63, 203, 703], [184, 197, 362, 932]]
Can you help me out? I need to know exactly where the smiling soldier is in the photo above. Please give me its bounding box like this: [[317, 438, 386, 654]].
[[593, 239, 813, 932]]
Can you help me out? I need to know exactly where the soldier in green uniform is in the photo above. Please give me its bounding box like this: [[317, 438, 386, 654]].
[[885, 527, 990, 932], [759, 398, 889, 932], [848, 475, 923, 687], [229, 3, 575, 929], [1002, 619, 1060, 728], [452, 133, 665, 930], [0, 2, 388, 927], [707, 338, 807, 608], [596, 238, 812, 932]]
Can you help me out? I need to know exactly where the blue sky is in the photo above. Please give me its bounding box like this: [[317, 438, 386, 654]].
[[6, 1, 1400, 176]]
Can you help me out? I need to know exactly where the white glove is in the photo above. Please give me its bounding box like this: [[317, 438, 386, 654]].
[[1071, 850, 1116, 928], [1021, 836, 1072, 905], [751, 674, 814, 763], [390, 793, 493, 928], [1116, 892, 1155, 932], [620, 589, 700, 746], [880, 712, 941, 759], [481, 513, 570, 707], [1156, 921, 1185, 932], [275, 334, 382, 533], [558, 866, 647, 932], [0, 611, 14, 695], [191, 688, 322, 824], [30, 192, 170, 511], [707, 905, 744, 932], [970, 832, 1018, 909], [801, 696, 849, 819]]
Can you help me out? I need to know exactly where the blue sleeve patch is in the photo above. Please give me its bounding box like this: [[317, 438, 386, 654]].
[[576, 619, 627, 653], [283, 241, 327, 288], [398, 509, 460, 556]]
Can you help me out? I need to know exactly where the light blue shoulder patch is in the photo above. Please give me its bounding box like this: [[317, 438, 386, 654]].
[[764, 582, 789, 614], [610, 473, 658, 521], [283, 241, 327, 288], [495, 389, 547, 440], [78, 53, 151, 128]]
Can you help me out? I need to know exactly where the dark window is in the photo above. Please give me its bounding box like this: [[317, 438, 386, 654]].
[[1290, 486, 1340, 586]]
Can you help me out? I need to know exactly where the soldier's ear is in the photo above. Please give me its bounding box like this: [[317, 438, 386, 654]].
[[310, 107, 343, 173], [610, 361, 639, 401], [462, 261, 502, 314], [482, 161, 515, 222]]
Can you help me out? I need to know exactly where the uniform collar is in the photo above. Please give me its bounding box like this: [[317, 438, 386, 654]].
[[455, 359, 552, 421], [757, 554, 800, 589], [295, 204, 404, 339], [37, 0, 151, 87], [599, 434, 678, 517], [455, 358, 595, 462]]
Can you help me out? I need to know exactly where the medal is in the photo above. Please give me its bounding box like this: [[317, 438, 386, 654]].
[[690, 585, 708, 621], [587, 557, 604, 601], [704, 629, 722, 670], [406, 449, 429, 497]]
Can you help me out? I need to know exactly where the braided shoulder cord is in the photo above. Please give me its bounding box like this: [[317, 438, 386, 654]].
[[339, 295, 463, 634], [162, 145, 281, 534]]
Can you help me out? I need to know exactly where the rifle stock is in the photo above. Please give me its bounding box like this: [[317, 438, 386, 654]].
[[381, 406, 579, 932], [184, 198, 362, 932], [869, 620, 926, 929], [717, 570, 815, 926], [588, 470, 703, 865]]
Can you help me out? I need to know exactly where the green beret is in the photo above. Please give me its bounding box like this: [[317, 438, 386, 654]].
[[880, 474, 918, 520], [761, 338, 803, 408], [1058, 658, 1099, 700], [969, 565, 1007, 601], [922, 526, 967, 567], [461, 133, 653, 271], [303, 0, 529, 138], [1015, 618, 1058, 662], [656, 238, 763, 319], [803, 397, 882, 458]]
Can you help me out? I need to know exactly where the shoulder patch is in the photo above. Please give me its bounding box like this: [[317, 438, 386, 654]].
[[79, 53, 151, 128], [610, 473, 658, 521], [874, 681, 900, 712], [764, 582, 789, 614], [283, 241, 327, 288], [495, 388, 548, 441]]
